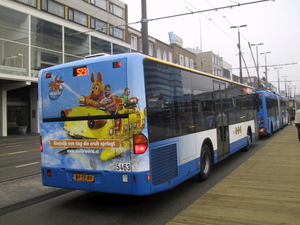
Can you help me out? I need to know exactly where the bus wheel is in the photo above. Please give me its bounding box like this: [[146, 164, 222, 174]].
[[198, 144, 212, 181], [244, 133, 252, 152], [269, 124, 273, 136]]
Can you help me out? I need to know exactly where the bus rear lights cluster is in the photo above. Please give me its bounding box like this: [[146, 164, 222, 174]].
[[112, 61, 122, 68], [47, 169, 52, 177], [259, 128, 265, 133], [39, 136, 43, 152], [146, 174, 151, 182], [133, 133, 148, 154]]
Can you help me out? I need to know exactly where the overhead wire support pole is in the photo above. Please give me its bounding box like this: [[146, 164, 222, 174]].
[[248, 42, 258, 76], [241, 52, 251, 85], [141, 0, 149, 55], [249, 42, 264, 88], [261, 52, 271, 90], [273, 67, 282, 94], [231, 25, 247, 84]]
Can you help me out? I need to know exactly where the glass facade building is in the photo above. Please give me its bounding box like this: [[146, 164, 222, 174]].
[[0, 0, 129, 135]]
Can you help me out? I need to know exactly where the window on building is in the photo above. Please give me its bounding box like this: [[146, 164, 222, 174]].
[[42, 0, 64, 18], [190, 59, 194, 69], [69, 8, 88, 26], [14, 0, 36, 7], [213, 67, 217, 76], [148, 43, 153, 56], [139, 39, 143, 53], [64, 27, 89, 57], [110, 26, 123, 39], [31, 17, 62, 52], [91, 36, 111, 55], [110, 3, 123, 18], [113, 43, 129, 54], [157, 48, 162, 60], [91, 0, 107, 10], [185, 56, 189, 67], [91, 18, 106, 33], [162, 50, 167, 61], [168, 52, 172, 63], [131, 36, 137, 50], [218, 69, 222, 77], [179, 54, 184, 66]]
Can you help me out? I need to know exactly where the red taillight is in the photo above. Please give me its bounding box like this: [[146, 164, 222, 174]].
[[134, 144, 148, 154], [40, 136, 43, 152], [47, 169, 52, 177], [112, 61, 122, 68], [133, 133, 148, 154], [259, 128, 265, 132], [260, 119, 264, 123], [146, 174, 151, 182]]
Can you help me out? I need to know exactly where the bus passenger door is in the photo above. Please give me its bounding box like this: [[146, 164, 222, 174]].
[[213, 81, 229, 158]]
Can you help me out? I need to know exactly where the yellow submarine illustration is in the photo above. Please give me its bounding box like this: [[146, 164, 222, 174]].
[[61, 96, 145, 161]]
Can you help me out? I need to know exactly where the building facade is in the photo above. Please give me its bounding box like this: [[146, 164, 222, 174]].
[[0, 0, 129, 136], [0, 0, 198, 136]]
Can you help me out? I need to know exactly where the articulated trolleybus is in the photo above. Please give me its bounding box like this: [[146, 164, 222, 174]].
[[39, 53, 258, 196], [256, 90, 288, 136]]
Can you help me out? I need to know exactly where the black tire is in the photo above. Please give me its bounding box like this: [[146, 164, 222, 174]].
[[269, 123, 273, 136], [244, 132, 252, 152], [198, 144, 212, 181]]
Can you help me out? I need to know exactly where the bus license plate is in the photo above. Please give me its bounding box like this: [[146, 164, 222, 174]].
[[73, 174, 94, 182]]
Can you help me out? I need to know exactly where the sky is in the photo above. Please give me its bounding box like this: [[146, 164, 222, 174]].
[[122, 0, 300, 96]]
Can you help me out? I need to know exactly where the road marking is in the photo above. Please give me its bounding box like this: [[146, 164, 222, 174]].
[[8, 151, 27, 155], [0, 149, 39, 157], [15, 162, 39, 168], [7, 145, 22, 147]]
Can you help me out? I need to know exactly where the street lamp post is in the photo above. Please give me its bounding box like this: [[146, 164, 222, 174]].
[[260, 51, 271, 90], [274, 67, 282, 94], [141, 0, 149, 55], [282, 75, 288, 96], [250, 43, 263, 86], [231, 24, 247, 84]]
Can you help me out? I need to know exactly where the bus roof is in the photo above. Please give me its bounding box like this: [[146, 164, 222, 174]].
[[38, 52, 255, 90], [144, 55, 255, 90]]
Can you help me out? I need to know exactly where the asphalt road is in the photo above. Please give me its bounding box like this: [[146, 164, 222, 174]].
[[0, 132, 275, 225], [0, 136, 40, 182]]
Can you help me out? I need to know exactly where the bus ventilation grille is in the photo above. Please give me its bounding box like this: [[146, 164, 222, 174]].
[[150, 143, 178, 186]]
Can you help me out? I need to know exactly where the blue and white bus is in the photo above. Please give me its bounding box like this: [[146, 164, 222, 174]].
[[256, 90, 288, 136], [39, 53, 258, 196]]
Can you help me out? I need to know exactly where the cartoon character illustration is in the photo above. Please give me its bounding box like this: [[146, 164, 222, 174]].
[[49, 76, 64, 91], [59, 71, 145, 165], [78, 71, 105, 108], [120, 87, 130, 102], [120, 87, 140, 108], [99, 84, 117, 112]]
